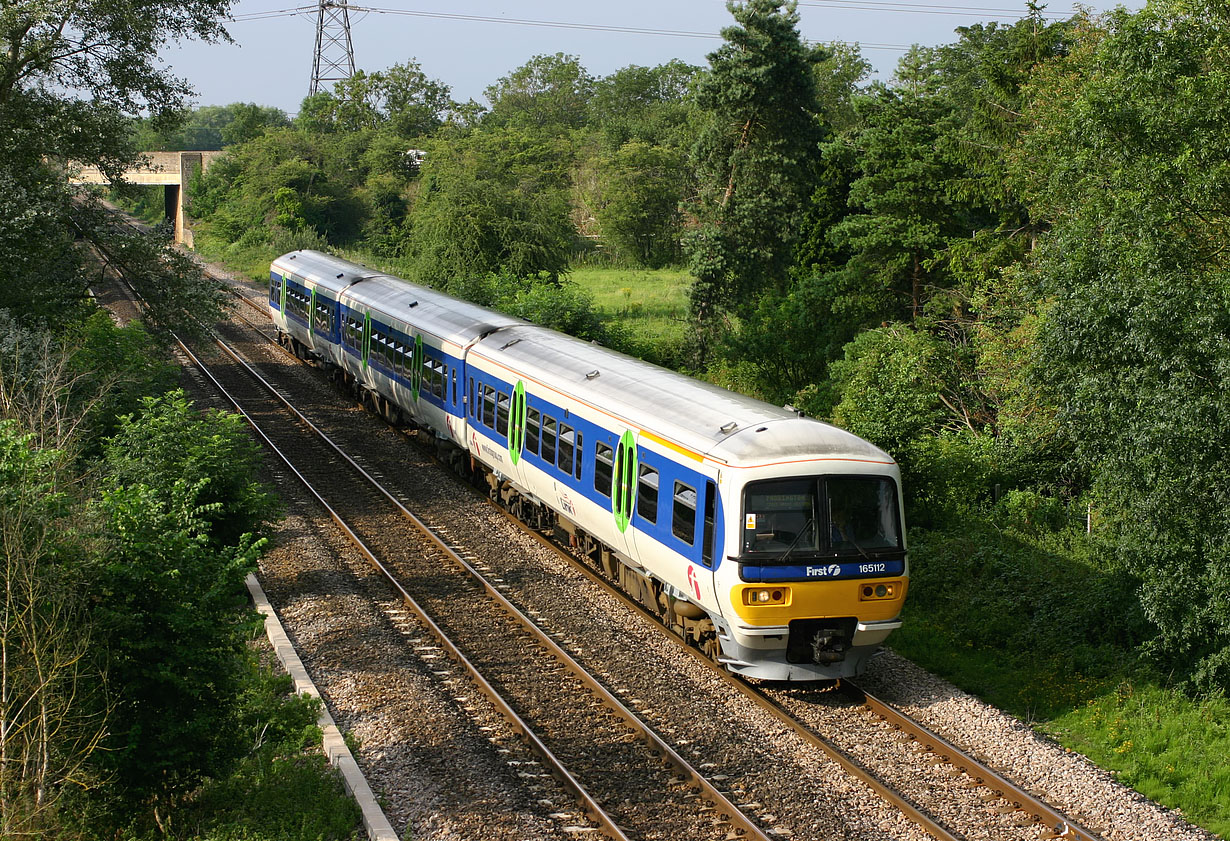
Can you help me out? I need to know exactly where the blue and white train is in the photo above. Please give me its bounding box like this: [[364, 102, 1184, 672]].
[[269, 250, 908, 681]]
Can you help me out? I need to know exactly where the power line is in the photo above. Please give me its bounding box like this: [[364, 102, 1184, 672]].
[[231, 1, 1079, 54]]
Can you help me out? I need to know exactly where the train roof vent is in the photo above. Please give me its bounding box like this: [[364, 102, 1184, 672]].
[[336, 272, 344, 278], [586, 369, 600, 380], [501, 337, 522, 350], [720, 421, 737, 434]]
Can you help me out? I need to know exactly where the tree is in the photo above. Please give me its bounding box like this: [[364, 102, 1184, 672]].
[[297, 61, 454, 138], [0, 424, 104, 837], [1013, 0, 1230, 692], [0, 0, 234, 333], [588, 60, 700, 150], [403, 128, 575, 282], [88, 392, 275, 819], [594, 141, 686, 267], [484, 53, 594, 131], [686, 0, 824, 337]]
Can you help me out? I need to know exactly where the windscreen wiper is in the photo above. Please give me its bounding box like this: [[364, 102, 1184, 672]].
[[777, 516, 815, 566]]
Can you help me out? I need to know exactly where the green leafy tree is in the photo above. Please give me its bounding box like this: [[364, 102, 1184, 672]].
[[0, 424, 103, 837], [594, 141, 686, 267], [88, 392, 275, 818], [0, 0, 234, 332], [588, 60, 700, 149], [130, 103, 290, 150], [297, 61, 453, 137], [404, 128, 574, 282], [484, 53, 594, 131], [686, 0, 824, 337], [190, 128, 370, 244], [1013, 0, 1230, 692]]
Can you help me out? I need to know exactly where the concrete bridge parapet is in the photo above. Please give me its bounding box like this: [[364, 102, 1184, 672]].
[[70, 150, 223, 247]]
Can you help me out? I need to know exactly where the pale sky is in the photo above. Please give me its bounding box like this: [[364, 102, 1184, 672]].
[[159, 0, 1141, 115]]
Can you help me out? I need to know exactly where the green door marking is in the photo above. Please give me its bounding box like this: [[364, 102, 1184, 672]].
[[309, 286, 317, 333], [508, 381, 527, 465], [280, 272, 288, 312], [613, 429, 638, 533]]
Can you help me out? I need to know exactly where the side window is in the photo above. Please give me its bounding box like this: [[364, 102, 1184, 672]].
[[702, 481, 716, 565], [558, 424, 575, 475], [496, 391, 510, 436], [451, 370, 457, 406], [270, 274, 282, 305], [541, 416, 557, 467], [594, 443, 614, 497], [526, 408, 541, 456], [673, 482, 697, 544], [468, 378, 475, 417], [482, 385, 496, 428], [637, 464, 659, 524], [574, 432, 583, 480]]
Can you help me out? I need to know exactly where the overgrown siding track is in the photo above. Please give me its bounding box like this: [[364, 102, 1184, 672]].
[[108, 247, 1209, 841]]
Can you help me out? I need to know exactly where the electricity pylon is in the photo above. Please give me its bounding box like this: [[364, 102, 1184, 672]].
[[309, 0, 355, 96]]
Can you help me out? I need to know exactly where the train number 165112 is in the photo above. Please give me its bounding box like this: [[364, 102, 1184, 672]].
[[859, 563, 887, 574]]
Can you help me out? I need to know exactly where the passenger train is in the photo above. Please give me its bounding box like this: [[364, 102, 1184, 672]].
[[269, 250, 908, 681]]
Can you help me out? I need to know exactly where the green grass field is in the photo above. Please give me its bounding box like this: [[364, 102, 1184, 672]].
[[568, 265, 692, 366]]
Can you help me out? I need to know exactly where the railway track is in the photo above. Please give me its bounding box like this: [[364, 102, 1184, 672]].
[[178, 329, 775, 841], [199, 274, 1109, 841]]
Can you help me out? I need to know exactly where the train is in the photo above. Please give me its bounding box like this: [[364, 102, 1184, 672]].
[[269, 250, 908, 681]]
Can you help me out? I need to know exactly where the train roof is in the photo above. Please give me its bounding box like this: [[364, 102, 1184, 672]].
[[471, 325, 894, 470], [273, 251, 894, 471], [273, 250, 375, 297], [274, 250, 526, 349]]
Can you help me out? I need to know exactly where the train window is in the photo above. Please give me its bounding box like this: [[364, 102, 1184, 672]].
[[574, 432, 583, 480], [594, 443, 613, 496], [468, 378, 475, 417], [451, 370, 457, 405], [702, 481, 716, 565], [482, 385, 496, 428], [526, 408, 541, 455], [637, 465, 659, 524], [433, 361, 446, 398], [313, 299, 332, 333], [541, 416, 557, 466], [673, 482, 697, 544], [558, 425, 574, 475], [496, 391, 510, 436], [270, 274, 282, 304]]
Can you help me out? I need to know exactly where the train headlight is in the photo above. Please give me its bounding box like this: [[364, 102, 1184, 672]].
[[742, 587, 789, 606], [859, 581, 900, 601]]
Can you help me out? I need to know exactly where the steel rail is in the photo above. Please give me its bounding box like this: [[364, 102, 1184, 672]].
[[182, 329, 775, 841], [499, 508, 965, 841], [176, 336, 630, 841], [845, 683, 1104, 841]]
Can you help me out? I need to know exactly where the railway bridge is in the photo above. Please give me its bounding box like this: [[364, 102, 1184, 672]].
[[71, 151, 222, 247]]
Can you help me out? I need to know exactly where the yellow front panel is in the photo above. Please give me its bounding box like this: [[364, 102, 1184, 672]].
[[730, 578, 908, 624]]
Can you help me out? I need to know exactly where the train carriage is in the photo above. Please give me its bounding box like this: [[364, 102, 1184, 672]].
[[270, 251, 353, 367]]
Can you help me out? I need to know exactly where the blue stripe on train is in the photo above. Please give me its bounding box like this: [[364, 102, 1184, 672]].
[[740, 558, 905, 582]]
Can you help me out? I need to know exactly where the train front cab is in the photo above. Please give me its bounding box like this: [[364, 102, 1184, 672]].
[[714, 465, 909, 681]]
